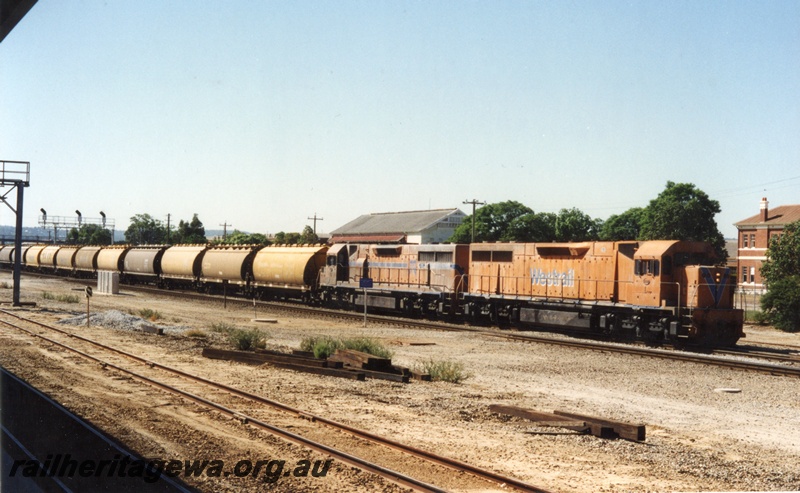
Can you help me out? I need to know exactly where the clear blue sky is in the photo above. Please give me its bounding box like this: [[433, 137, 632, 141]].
[[2, 1, 798, 238]]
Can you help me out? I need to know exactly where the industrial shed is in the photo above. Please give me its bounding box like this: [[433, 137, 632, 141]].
[[329, 209, 466, 244]]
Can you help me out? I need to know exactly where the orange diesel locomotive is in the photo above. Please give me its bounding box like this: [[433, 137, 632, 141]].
[[463, 240, 742, 346]]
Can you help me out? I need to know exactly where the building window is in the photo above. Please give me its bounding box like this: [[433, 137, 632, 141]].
[[742, 267, 748, 283], [750, 234, 756, 248], [750, 267, 755, 283], [743, 235, 748, 248]]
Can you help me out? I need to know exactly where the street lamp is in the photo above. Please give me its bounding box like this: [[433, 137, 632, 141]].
[[75, 210, 82, 226]]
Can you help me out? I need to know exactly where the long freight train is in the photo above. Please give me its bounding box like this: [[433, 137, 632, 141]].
[[0, 239, 743, 346]]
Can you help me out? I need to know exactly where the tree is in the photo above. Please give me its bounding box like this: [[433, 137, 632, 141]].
[[599, 207, 644, 241], [172, 214, 206, 244], [554, 208, 601, 242], [760, 221, 800, 332], [274, 231, 301, 245], [66, 224, 113, 245], [639, 182, 727, 262], [449, 201, 533, 243], [124, 214, 167, 245], [505, 212, 557, 242], [216, 230, 270, 245], [299, 225, 320, 244]]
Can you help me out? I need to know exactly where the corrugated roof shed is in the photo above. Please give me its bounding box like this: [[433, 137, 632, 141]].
[[331, 209, 462, 235]]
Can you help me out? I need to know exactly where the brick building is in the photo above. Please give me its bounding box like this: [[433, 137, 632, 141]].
[[734, 197, 800, 293]]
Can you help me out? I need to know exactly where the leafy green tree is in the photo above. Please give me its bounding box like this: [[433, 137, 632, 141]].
[[124, 213, 167, 245], [600, 207, 644, 241], [760, 221, 800, 332], [171, 214, 206, 244], [216, 230, 270, 245], [761, 221, 800, 283], [299, 225, 320, 244], [554, 208, 601, 242], [449, 201, 533, 243], [505, 212, 557, 242], [760, 277, 800, 332], [274, 231, 301, 245], [639, 182, 726, 261], [66, 224, 113, 245]]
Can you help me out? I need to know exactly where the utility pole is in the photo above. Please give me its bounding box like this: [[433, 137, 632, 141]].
[[307, 213, 323, 235], [166, 213, 171, 244], [219, 221, 232, 239], [462, 199, 485, 243]]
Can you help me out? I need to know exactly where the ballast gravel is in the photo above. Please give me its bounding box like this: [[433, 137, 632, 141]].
[[3, 274, 799, 492]]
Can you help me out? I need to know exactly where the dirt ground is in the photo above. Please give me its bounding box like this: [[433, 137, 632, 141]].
[[1, 273, 799, 492]]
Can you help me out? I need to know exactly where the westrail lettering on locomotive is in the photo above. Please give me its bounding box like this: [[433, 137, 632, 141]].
[[530, 268, 575, 287]]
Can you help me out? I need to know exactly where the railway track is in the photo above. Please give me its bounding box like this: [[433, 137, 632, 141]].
[[118, 284, 800, 378], [0, 309, 553, 493]]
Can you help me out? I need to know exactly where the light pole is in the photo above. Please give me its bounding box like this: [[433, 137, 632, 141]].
[[462, 199, 485, 243]]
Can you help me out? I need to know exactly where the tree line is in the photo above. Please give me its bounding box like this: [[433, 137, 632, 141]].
[[448, 181, 727, 261], [64, 213, 319, 247]]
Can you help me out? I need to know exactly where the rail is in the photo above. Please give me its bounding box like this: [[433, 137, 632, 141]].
[[0, 310, 553, 493]]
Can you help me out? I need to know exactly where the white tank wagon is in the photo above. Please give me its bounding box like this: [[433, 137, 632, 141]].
[[200, 245, 261, 293], [159, 245, 209, 289], [73, 246, 104, 277]]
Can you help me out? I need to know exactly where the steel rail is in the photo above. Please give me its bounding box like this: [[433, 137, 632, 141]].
[[0, 310, 553, 493], [90, 283, 800, 377]]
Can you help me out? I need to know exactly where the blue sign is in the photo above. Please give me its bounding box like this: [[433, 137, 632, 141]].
[[359, 278, 373, 288]]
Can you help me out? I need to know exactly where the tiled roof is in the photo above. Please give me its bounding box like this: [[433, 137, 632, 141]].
[[735, 204, 800, 227], [331, 209, 463, 235]]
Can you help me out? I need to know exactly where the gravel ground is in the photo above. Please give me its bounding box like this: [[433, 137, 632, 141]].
[[2, 273, 799, 492]]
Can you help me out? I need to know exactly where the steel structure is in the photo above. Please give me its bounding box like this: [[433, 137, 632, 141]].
[[37, 212, 115, 243], [0, 160, 30, 306]]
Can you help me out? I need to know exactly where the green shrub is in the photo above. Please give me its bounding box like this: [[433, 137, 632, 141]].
[[749, 310, 770, 325], [42, 291, 80, 303], [341, 337, 393, 359], [228, 328, 267, 350], [300, 335, 393, 359], [760, 276, 800, 332], [416, 358, 471, 384], [210, 322, 236, 334]]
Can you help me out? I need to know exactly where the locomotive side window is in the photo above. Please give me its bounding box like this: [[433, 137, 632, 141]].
[[635, 259, 659, 276], [420, 251, 453, 262], [492, 251, 513, 262], [471, 250, 512, 262], [472, 251, 491, 262]]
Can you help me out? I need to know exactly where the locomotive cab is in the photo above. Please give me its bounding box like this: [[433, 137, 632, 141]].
[[320, 244, 355, 286]]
